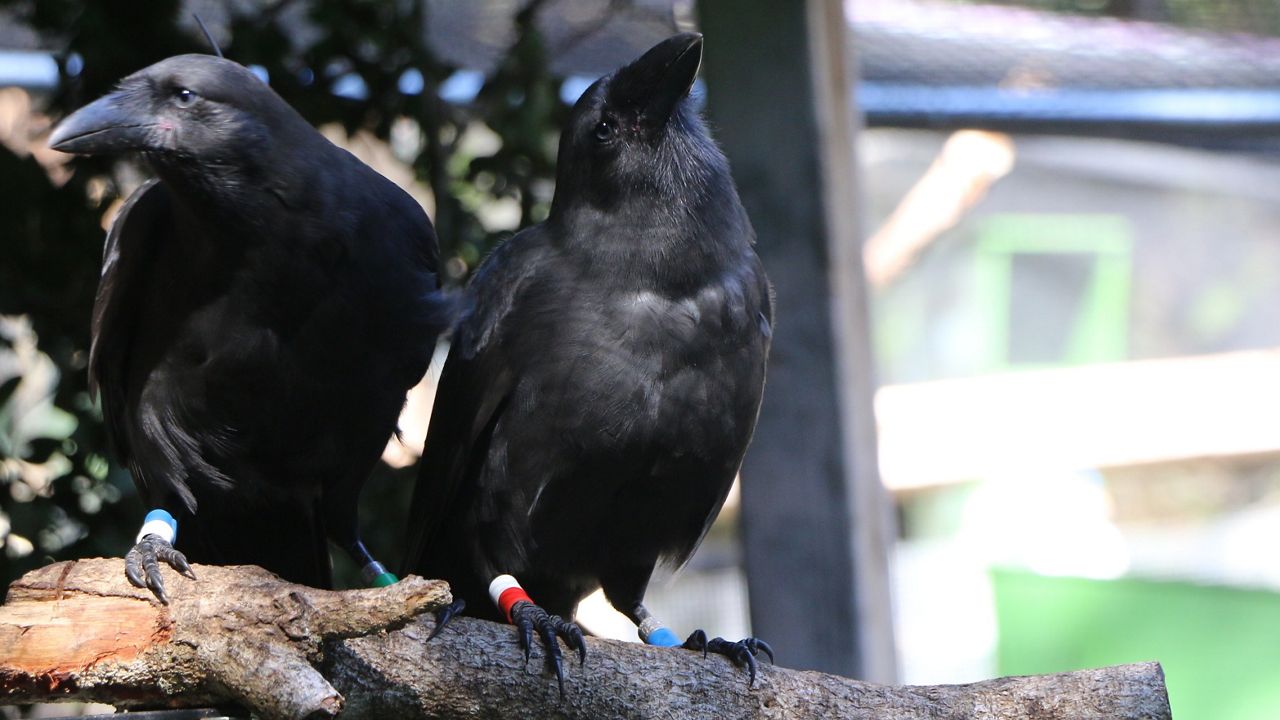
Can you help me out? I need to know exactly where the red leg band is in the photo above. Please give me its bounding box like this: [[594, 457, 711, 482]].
[[498, 586, 532, 623]]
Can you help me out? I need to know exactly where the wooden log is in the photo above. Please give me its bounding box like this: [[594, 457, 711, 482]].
[[0, 558, 450, 718], [0, 559, 1172, 720]]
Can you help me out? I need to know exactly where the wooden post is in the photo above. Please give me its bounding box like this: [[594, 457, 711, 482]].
[[698, 0, 898, 681]]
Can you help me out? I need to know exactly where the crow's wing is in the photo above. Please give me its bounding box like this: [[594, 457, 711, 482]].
[[403, 227, 548, 576], [89, 179, 176, 502]]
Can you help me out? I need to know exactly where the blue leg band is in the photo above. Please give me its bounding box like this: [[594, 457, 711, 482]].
[[644, 627, 682, 647]]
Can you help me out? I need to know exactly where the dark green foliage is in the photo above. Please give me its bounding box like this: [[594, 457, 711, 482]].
[[0, 0, 568, 590], [0, 140, 136, 591]]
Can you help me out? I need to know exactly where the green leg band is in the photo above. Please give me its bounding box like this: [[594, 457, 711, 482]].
[[371, 571, 399, 587], [361, 560, 398, 587]]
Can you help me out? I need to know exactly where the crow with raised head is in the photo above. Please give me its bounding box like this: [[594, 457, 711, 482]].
[[49, 54, 449, 602], [405, 33, 774, 690]]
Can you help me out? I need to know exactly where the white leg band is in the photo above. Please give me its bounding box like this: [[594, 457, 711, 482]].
[[136, 519, 176, 545], [488, 574, 521, 606], [136, 508, 178, 544]]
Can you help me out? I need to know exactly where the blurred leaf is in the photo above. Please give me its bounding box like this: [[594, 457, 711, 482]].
[[24, 405, 78, 445]]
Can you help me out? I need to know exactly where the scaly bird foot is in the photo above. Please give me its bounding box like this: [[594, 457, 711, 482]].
[[510, 600, 587, 697], [682, 629, 774, 686], [124, 534, 196, 604], [426, 597, 466, 641]]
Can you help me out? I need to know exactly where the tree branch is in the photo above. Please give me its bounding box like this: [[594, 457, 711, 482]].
[[1, 559, 1171, 720]]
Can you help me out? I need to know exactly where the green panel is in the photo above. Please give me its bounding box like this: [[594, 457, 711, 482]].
[[975, 214, 1132, 371], [994, 569, 1280, 720], [979, 215, 1132, 255], [1072, 250, 1132, 364], [973, 244, 1012, 368]]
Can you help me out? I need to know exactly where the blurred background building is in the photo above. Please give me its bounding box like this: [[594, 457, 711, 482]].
[[851, 5, 1280, 720], [1, 1, 1279, 718]]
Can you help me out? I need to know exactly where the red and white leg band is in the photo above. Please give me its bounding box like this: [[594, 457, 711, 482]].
[[488, 574, 532, 623]]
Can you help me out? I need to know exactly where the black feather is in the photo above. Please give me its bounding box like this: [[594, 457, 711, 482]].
[[404, 34, 772, 623], [52, 55, 448, 588], [192, 14, 223, 59]]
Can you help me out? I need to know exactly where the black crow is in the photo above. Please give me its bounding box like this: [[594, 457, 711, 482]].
[[48, 54, 449, 602], [404, 33, 774, 690]]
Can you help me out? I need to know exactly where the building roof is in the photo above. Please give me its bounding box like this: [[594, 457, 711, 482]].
[[852, 0, 1280, 90], [4, 0, 1280, 143], [849, 0, 1280, 145]]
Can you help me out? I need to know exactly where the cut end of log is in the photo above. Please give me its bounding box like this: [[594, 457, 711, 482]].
[[2, 558, 451, 719], [0, 593, 171, 677]]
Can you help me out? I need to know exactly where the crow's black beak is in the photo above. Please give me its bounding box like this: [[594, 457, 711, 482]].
[[619, 33, 704, 129], [49, 91, 154, 155]]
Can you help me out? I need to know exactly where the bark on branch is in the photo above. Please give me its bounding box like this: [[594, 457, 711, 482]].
[[1, 559, 1172, 720]]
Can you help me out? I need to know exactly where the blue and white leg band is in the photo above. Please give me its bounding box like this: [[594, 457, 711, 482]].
[[639, 616, 682, 647], [136, 508, 177, 545]]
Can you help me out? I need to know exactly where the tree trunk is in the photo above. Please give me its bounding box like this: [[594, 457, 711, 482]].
[[0, 559, 1172, 720]]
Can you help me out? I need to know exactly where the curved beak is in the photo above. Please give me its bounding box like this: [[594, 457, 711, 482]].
[[49, 91, 154, 156], [617, 33, 704, 129]]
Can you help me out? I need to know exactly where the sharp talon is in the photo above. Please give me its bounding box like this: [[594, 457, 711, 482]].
[[426, 598, 466, 642], [514, 603, 537, 666], [124, 535, 190, 604], [550, 615, 587, 670], [173, 554, 197, 580], [508, 600, 583, 695], [752, 638, 775, 665], [124, 552, 146, 589], [737, 642, 759, 686], [540, 618, 565, 697], [568, 624, 587, 666], [520, 630, 534, 665], [146, 567, 169, 605], [683, 631, 771, 686], [682, 629, 710, 657], [158, 544, 197, 580]]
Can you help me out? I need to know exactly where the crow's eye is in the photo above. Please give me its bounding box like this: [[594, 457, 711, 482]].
[[173, 88, 197, 108], [593, 120, 613, 142]]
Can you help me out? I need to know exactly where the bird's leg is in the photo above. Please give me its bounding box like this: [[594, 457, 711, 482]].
[[620, 601, 774, 686], [324, 501, 464, 638], [602, 573, 682, 647], [616, 602, 681, 647], [343, 538, 399, 587], [323, 493, 398, 588], [490, 574, 587, 697], [344, 535, 473, 636], [124, 509, 196, 604]]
